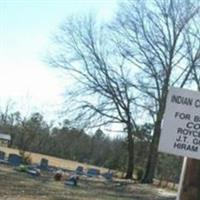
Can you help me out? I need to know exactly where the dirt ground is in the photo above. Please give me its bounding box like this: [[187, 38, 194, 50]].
[[0, 165, 176, 200]]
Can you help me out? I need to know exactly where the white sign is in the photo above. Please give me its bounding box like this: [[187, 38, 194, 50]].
[[159, 87, 200, 160]]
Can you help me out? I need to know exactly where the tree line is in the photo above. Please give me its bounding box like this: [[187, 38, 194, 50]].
[[0, 110, 181, 183]]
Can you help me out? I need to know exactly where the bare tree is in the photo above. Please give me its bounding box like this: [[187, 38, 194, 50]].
[[49, 16, 142, 179], [113, 0, 200, 183], [180, 12, 200, 200]]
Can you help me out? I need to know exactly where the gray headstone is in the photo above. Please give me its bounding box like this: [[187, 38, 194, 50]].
[[8, 154, 22, 166], [0, 151, 5, 160], [87, 168, 100, 177], [40, 158, 48, 170]]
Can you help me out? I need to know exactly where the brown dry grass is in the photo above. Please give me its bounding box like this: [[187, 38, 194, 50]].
[[0, 165, 176, 200], [0, 146, 108, 172]]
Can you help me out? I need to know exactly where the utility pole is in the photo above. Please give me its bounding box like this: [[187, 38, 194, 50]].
[[179, 158, 200, 200]]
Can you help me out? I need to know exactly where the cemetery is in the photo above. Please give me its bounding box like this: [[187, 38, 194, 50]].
[[2, 0, 200, 199], [0, 146, 176, 200]]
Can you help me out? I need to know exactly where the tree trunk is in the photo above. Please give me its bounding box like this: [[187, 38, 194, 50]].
[[179, 158, 200, 200], [142, 120, 161, 183], [125, 128, 134, 179]]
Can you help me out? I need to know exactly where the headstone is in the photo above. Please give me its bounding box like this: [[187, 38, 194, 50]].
[[27, 166, 40, 176], [8, 154, 22, 166], [102, 171, 113, 180], [40, 158, 48, 170], [87, 168, 100, 177], [65, 175, 79, 186], [75, 166, 84, 175], [48, 166, 57, 173], [0, 151, 5, 160]]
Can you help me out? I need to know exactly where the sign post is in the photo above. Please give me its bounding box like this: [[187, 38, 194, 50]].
[[176, 157, 187, 200], [159, 87, 200, 200]]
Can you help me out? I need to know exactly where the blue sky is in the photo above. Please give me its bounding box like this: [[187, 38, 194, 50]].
[[0, 0, 118, 121]]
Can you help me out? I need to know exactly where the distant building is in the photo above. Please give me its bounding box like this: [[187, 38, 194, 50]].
[[0, 133, 11, 147]]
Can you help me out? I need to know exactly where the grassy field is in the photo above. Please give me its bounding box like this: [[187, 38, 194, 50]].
[[0, 165, 176, 200], [0, 147, 176, 200], [0, 146, 108, 172]]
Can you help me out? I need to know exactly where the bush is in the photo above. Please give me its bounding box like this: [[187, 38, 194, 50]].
[[19, 150, 32, 165], [136, 168, 144, 181]]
